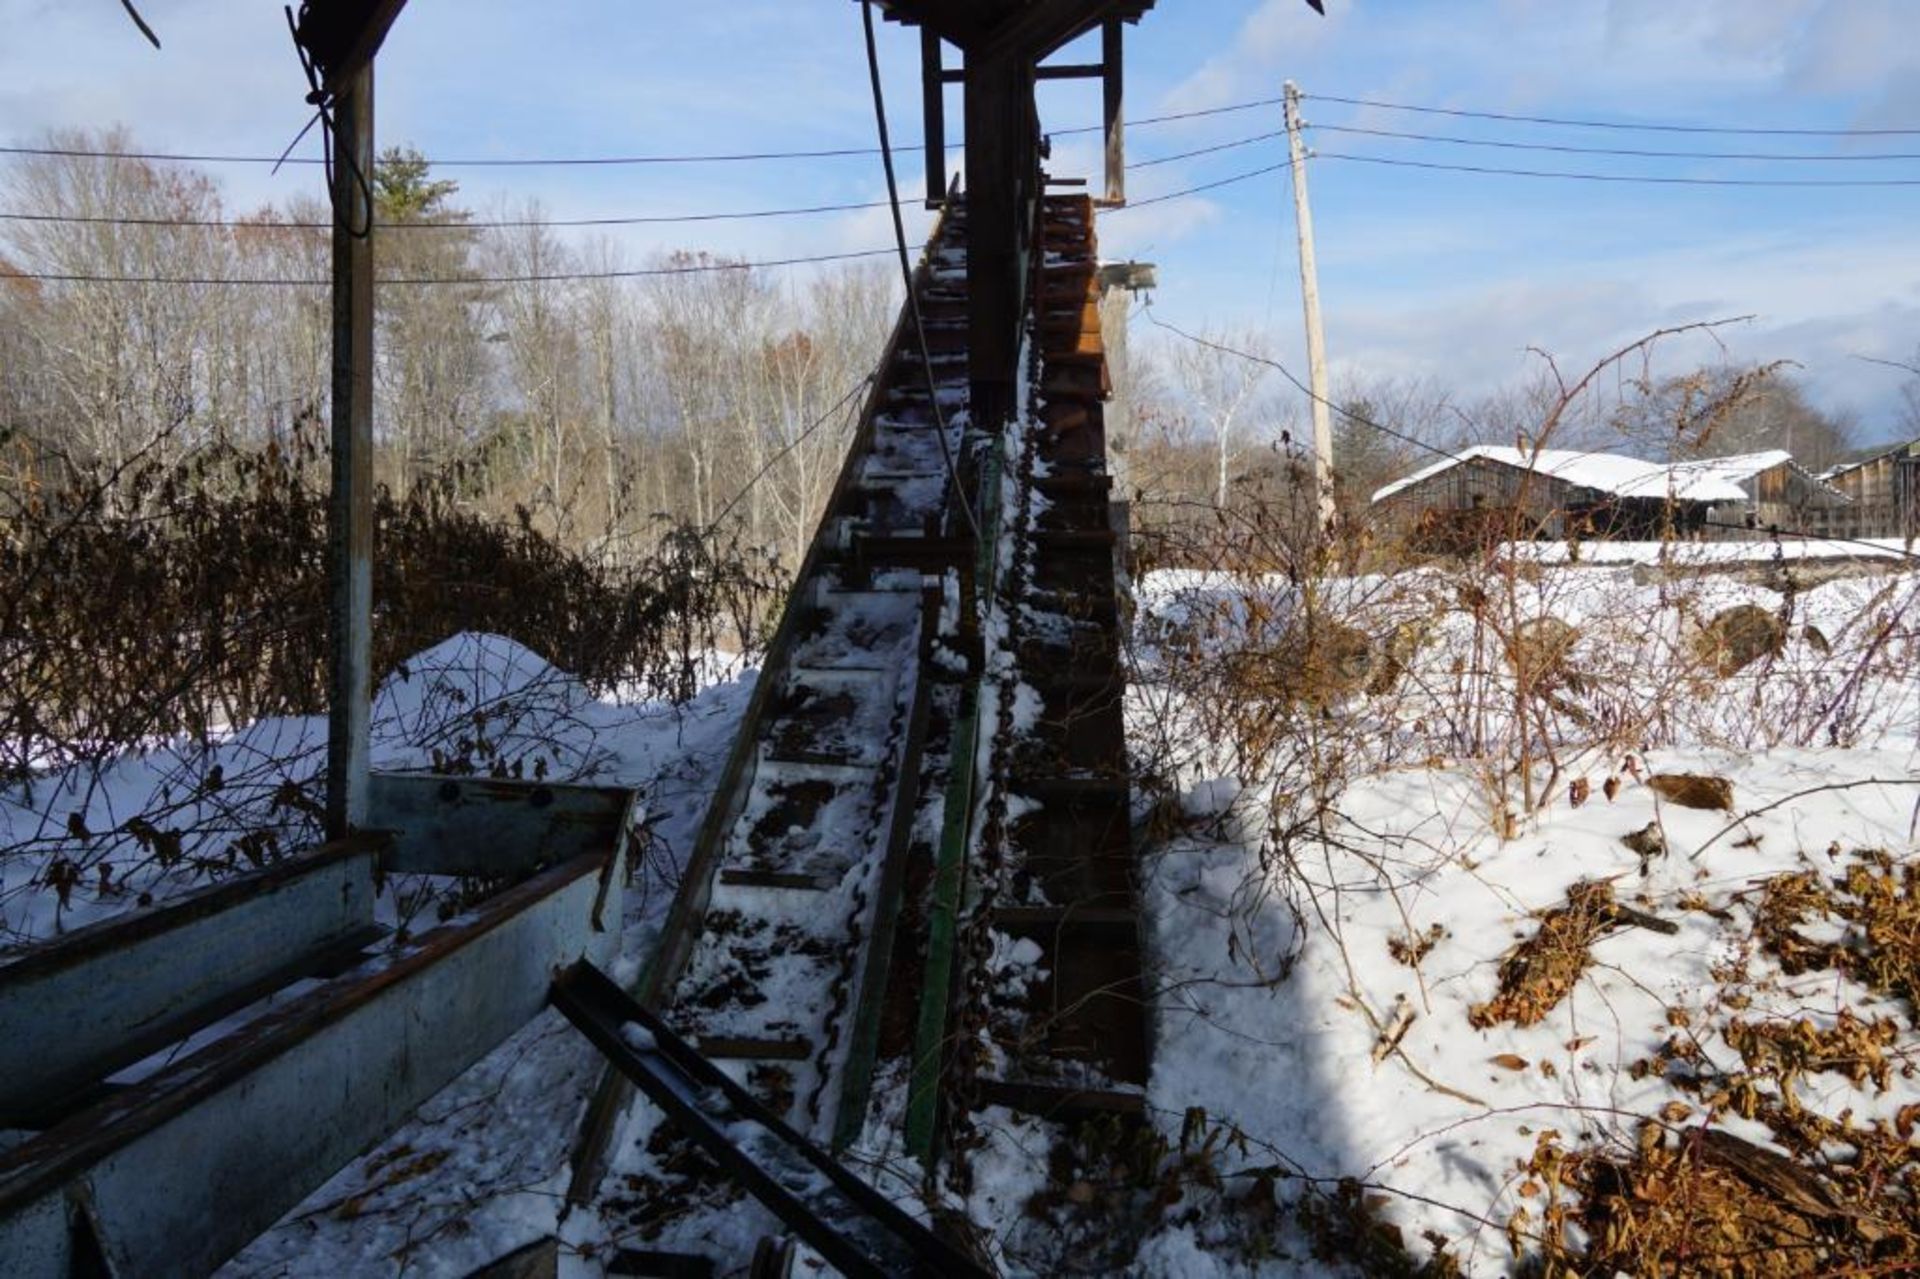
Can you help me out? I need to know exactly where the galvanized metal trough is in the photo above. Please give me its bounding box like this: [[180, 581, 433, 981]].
[[0, 772, 637, 1278]]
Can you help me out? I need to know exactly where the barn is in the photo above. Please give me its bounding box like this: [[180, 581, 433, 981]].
[[1371, 446, 1848, 551], [1819, 440, 1920, 539]]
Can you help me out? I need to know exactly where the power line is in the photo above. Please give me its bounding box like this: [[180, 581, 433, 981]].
[[0, 143, 882, 168], [0, 130, 1296, 233], [1114, 159, 1290, 210], [2, 246, 898, 287], [19, 110, 1915, 236], [1308, 122, 1920, 163], [1303, 92, 1920, 138], [0, 93, 1294, 170], [1056, 95, 1286, 137], [1, 124, 1311, 235], [0, 147, 1285, 273], [1129, 128, 1285, 169], [1142, 303, 1451, 461], [0, 197, 896, 232], [1312, 150, 1920, 188]]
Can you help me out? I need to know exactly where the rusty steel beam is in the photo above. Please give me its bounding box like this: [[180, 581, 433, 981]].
[[551, 961, 991, 1279], [921, 27, 948, 207], [1102, 18, 1124, 204], [940, 61, 1103, 82], [977, 0, 1125, 63], [872, 0, 997, 48]]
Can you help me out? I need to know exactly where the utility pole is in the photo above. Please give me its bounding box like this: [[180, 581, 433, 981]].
[[1284, 80, 1336, 535]]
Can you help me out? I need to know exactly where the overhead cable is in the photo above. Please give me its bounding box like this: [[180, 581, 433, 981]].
[[1312, 150, 1920, 187], [1303, 93, 1920, 138], [2, 246, 898, 287], [1114, 160, 1291, 209], [0, 198, 896, 232], [0, 136, 1309, 233], [1128, 128, 1286, 169], [0, 92, 1293, 169], [1308, 122, 1920, 163]]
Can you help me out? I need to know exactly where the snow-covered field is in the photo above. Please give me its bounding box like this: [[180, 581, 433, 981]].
[[1, 634, 752, 951], [1505, 537, 1916, 566]]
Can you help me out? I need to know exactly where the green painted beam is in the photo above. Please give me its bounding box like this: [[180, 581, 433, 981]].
[[904, 436, 1007, 1160]]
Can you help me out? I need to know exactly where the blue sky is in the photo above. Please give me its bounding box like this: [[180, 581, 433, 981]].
[[4, 0, 1918, 437]]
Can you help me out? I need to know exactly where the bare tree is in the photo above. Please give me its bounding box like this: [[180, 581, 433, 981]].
[[2, 130, 240, 488], [1330, 374, 1453, 518], [1165, 326, 1283, 510], [1621, 365, 1858, 471], [486, 205, 586, 538], [642, 254, 772, 532], [372, 147, 490, 497]]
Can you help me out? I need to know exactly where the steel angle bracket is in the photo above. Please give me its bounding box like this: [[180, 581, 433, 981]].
[[549, 960, 992, 1279]]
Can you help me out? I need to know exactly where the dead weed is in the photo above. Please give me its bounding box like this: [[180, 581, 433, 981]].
[[1470, 881, 1619, 1029], [1753, 851, 1920, 1019]]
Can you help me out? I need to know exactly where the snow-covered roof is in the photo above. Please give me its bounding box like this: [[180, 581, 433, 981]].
[[1614, 450, 1793, 502], [1371, 445, 1799, 506]]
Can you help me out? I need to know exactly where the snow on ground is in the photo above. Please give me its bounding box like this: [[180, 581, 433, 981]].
[[1140, 752, 1920, 1274], [1507, 538, 1917, 565], [1127, 562, 1920, 1274], [0, 634, 751, 951]]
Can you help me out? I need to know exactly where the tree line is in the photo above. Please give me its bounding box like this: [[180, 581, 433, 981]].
[[0, 131, 896, 564]]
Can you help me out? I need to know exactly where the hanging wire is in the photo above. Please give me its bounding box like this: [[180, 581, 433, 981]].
[[118, 0, 161, 48], [3, 245, 900, 287], [1310, 150, 1920, 188], [285, 4, 373, 239], [0, 197, 897, 232], [1308, 121, 1920, 163]]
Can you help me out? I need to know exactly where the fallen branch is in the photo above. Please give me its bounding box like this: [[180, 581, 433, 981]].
[[1690, 778, 1920, 861]]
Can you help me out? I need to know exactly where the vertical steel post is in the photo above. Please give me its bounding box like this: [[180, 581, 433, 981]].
[[1102, 19, 1124, 205], [963, 52, 1029, 433], [326, 64, 375, 838], [921, 28, 946, 208]]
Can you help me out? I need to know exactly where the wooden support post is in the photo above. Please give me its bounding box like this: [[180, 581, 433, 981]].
[[1284, 80, 1336, 537], [921, 28, 947, 208], [326, 64, 375, 838], [1102, 19, 1124, 204]]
